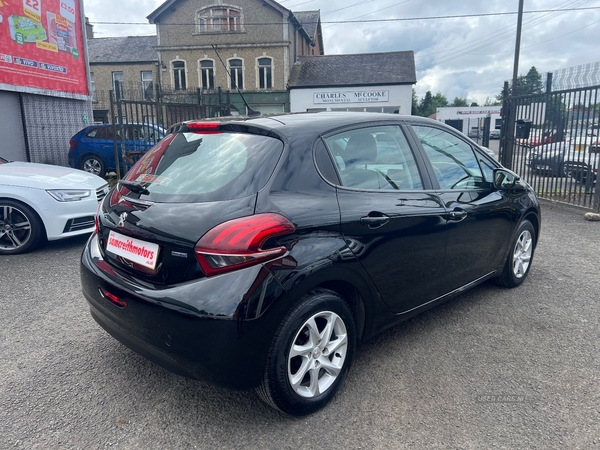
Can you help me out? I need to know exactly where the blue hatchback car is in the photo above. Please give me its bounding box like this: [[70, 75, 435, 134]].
[[68, 124, 165, 177]]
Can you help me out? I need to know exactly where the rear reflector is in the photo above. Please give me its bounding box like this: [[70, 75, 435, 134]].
[[195, 213, 295, 277], [99, 288, 126, 308]]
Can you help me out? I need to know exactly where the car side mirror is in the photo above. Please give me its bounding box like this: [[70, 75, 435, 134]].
[[493, 168, 520, 190]]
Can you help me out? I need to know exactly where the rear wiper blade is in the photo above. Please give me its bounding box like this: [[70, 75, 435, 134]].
[[118, 180, 150, 195]]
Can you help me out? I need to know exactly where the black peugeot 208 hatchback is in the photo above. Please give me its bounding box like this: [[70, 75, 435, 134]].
[[81, 112, 540, 415]]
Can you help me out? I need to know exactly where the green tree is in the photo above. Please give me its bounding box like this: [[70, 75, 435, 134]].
[[451, 97, 469, 107], [469, 101, 479, 107], [412, 88, 420, 115], [416, 91, 448, 117], [484, 97, 502, 106], [496, 66, 546, 101], [522, 66, 545, 95]]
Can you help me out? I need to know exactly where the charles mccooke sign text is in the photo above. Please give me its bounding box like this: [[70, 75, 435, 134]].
[[313, 90, 389, 104]]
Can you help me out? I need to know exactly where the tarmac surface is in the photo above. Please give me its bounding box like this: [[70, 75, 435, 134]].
[[0, 201, 598, 449]]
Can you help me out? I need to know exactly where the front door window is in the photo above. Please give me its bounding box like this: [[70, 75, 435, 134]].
[[412, 125, 484, 190]]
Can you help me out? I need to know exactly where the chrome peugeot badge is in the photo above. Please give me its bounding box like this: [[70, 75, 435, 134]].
[[118, 212, 128, 228]]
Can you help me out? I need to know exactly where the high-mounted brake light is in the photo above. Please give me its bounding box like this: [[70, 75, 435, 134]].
[[186, 121, 221, 131], [194, 213, 295, 277]]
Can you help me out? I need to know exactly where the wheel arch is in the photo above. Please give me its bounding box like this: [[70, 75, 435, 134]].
[[523, 209, 540, 246], [314, 280, 366, 341], [0, 195, 48, 239], [79, 152, 105, 162], [270, 260, 389, 343]]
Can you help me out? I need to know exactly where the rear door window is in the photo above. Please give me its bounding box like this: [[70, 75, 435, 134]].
[[124, 132, 283, 202], [324, 126, 423, 190], [84, 127, 102, 138], [97, 127, 118, 139]]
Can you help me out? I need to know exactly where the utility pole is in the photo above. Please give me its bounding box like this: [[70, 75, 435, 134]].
[[503, 0, 525, 168], [512, 0, 525, 97]]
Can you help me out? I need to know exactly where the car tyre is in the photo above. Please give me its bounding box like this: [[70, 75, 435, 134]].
[[0, 200, 44, 254], [256, 289, 356, 416], [494, 220, 536, 288], [80, 154, 106, 177]]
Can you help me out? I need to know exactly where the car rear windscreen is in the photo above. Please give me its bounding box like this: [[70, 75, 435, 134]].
[[123, 132, 283, 203]]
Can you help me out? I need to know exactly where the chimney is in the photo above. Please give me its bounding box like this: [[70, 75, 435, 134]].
[[85, 17, 94, 39]]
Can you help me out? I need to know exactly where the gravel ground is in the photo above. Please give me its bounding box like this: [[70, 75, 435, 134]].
[[0, 201, 598, 449]]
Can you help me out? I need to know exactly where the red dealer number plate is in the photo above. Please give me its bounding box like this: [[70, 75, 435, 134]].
[[106, 231, 160, 269]]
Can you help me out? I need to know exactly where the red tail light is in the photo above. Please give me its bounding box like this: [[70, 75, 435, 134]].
[[70, 140, 77, 148], [195, 213, 295, 277]]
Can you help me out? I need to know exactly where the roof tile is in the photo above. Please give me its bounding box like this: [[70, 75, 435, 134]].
[[88, 36, 158, 64], [289, 51, 416, 87]]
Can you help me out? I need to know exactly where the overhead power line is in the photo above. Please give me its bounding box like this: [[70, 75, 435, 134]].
[[90, 6, 600, 26], [416, 0, 592, 68]]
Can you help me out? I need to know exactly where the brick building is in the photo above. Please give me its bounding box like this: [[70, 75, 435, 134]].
[[87, 35, 159, 123], [88, 0, 323, 117]]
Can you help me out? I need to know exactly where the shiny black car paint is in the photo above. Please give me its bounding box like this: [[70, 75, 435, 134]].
[[81, 112, 541, 391]]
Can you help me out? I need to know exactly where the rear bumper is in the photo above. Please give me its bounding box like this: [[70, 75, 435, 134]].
[[81, 233, 286, 390]]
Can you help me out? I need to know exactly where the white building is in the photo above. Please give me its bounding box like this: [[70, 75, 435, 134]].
[[435, 106, 502, 136], [289, 51, 416, 114]]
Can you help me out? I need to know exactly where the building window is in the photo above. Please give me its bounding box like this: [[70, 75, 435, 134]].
[[197, 7, 242, 33], [229, 59, 243, 90], [112, 71, 124, 99], [90, 72, 96, 102], [257, 57, 272, 89], [172, 61, 187, 91], [141, 71, 153, 99], [200, 60, 215, 90]]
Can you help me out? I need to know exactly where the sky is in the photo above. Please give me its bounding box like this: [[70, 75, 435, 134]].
[[83, 0, 600, 104]]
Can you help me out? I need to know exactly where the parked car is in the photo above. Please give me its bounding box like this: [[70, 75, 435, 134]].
[[563, 144, 599, 186], [527, 130, 565, 147], [490, 129, 501, 139], [80, 113, 540, 416], [526, 141, 568, 176], [0, 156, 109, 254], [68, 123, 166, 177], [468, 129, 481, 139]]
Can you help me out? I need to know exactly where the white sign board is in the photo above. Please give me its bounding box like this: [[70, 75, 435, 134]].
[[106, 230, 160, 269], [314, 90, 389, 104]]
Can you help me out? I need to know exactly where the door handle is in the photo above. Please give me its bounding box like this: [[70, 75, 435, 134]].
[[360, 214, 390, 228], [447, 208, 468, 221]]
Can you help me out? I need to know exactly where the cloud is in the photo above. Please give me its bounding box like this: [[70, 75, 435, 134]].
[[85, 0, 600, 103]]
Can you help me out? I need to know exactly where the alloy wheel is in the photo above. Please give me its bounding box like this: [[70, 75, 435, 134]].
[[0, 205, 32, 251], [287, 311, 348, 398], [83, 158, 102, 175], [512, 229, 533, 279]]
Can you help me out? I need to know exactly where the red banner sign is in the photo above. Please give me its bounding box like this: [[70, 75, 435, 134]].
[[0, 0, 88, 96]]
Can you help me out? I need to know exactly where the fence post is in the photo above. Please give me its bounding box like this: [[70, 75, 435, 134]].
[[593, 174, 600, 212], [482, 116, 490, 148], [218, 87, 223, 117], [500, 81, 515, 168], [109, 90, 121, 179], [546, 72, 553, 94], [155, 83, 164, 130]]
